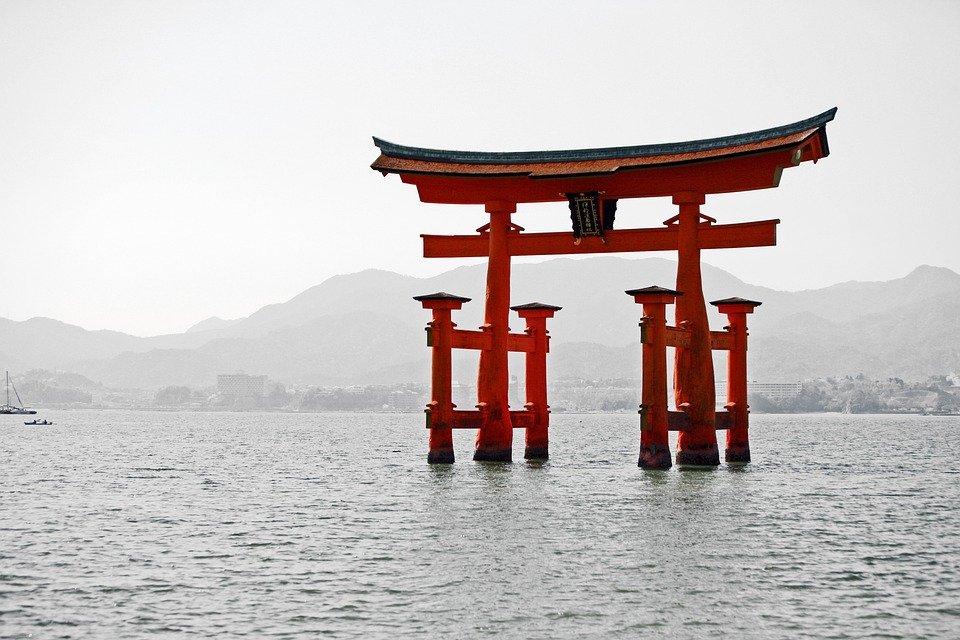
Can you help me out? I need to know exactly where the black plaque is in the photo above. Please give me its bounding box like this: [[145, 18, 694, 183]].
[[567, 192, 602, 238]]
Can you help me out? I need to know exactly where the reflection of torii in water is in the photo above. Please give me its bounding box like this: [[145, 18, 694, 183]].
[[371, 108, 836, 467]]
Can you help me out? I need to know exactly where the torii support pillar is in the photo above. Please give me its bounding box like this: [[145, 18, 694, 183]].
[[512, 303, 561, 460], [711, 297, 762, 464], [414, 292, 471, 464], [627, 286, 682, 469], [672, 192, 720, 467], [475, 201, 517, 462]]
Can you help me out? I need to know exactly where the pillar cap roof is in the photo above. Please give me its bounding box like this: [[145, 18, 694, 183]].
[[510, 302, 563, 311], [624, 286, 683, 297], [412, 292, 472, 303], [710, 297, 763, 307]]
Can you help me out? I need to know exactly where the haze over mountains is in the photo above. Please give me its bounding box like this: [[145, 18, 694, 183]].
[[2, 258, 958, 388]]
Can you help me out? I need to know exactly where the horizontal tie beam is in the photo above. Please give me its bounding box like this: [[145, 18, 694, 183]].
[[641, 325, 736, 351], [426, 409, 536, 430], [423, 219, 779, 259], [639, 405, 736, 432], [427, 327, 537, 353], [667, 326, 691, 349]]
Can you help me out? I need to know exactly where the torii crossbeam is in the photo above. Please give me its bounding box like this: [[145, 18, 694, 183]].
[[371, 108, 836, 466]]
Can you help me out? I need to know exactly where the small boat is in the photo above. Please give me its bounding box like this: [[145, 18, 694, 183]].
[[24, 419, 52, 426], [1, 371, 37, 415]]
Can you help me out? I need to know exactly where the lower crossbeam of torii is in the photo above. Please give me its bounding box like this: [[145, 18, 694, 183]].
[[371, 107, 836, 468]]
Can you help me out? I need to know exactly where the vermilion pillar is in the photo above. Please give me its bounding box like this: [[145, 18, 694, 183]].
[[511, 303, 561, 460], [672, 192, 719, 466], [711, 297, 762, 464], [475, 201, 516, 462], [627, 286, 681, 469], [414, 292, 471, 464]]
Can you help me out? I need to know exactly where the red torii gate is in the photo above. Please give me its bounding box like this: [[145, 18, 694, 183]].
[[371, 108, 835, 467]]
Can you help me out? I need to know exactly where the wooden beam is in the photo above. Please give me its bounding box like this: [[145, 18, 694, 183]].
[[666, 326, 691, 349], [450, 328, 490, 351], [448, 328, 535, 353], [663, 409, 735, 432], [422, 219, 779, 259], [710, 331, 735, 351], [435, 409, 535, 430]]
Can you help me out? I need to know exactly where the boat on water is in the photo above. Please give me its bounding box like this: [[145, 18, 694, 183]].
[[1, 371, 37, 415], [24, 419, 52, 426]]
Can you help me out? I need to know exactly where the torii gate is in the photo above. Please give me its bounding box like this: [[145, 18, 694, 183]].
[[371, 108, 835, 467]]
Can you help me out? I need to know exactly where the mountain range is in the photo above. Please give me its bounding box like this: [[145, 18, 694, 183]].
[[2, 258, 958, 388]]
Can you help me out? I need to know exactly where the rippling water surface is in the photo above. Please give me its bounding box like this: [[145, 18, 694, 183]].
[[2, 411, 959, 638]]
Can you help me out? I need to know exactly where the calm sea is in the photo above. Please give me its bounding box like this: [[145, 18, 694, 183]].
[[1, 411, 958, 639]]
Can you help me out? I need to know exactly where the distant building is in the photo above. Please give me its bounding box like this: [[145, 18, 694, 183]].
[[716, 381, 802, 401], [218, 373, 266, 398], [452, 381, 474, 409], [451, 378, 519, 408]]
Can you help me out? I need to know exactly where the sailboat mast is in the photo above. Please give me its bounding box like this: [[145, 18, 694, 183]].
[[12, 376, 24, 408], [5, 371, 8, 406]]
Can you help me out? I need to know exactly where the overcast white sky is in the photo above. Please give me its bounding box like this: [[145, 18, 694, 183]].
[[2, 1, 959, 336]]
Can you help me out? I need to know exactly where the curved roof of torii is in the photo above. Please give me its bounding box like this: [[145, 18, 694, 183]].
[[371, 108, 836, 205]]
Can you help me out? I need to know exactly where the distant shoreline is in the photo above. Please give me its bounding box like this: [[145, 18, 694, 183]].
[[7, 407, 959, 417]]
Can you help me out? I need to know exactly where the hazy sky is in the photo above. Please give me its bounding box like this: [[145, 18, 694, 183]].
[[2, 1, 959, 336]]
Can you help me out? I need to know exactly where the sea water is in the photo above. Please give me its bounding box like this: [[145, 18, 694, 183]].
[[1, 411, 958, 638]]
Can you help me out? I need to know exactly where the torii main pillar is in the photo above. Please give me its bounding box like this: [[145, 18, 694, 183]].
[[672, 191, 719, 466], [475, 201, 516, 461]]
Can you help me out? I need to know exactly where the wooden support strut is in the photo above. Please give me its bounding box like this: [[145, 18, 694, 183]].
[[632, 292, 761, 456], [416, 291, 560, 464], [512, 303, 560, 460], [628, 286, 679, 469], [413, 292, 471, 463], [711, 297, 762, 463]]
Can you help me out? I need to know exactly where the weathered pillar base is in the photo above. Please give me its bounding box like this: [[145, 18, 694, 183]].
[[725, 445, 751, 464], [473, 448, 512, 462], [524, 446, 549, 460], [638, 445, 672, 470], [676, 443, 720, 467], [428, 448, 455, 464]]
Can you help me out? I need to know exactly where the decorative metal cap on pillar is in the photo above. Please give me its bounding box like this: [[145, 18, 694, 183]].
[[511, 302, 562, 319], [710, 297, 762, 314], [625, 286, 683, 305], [413, 292, 472, 310]]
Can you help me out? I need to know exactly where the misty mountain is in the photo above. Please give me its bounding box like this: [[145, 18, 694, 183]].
[[750, 285, 960, 380], [177, 256, 769, 349], [78, 312, 427, 388], [2, 259, 958, 388], [185, 316, 242, 334], [0, 316, 145, 371], [773, 265, 960, 324]]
